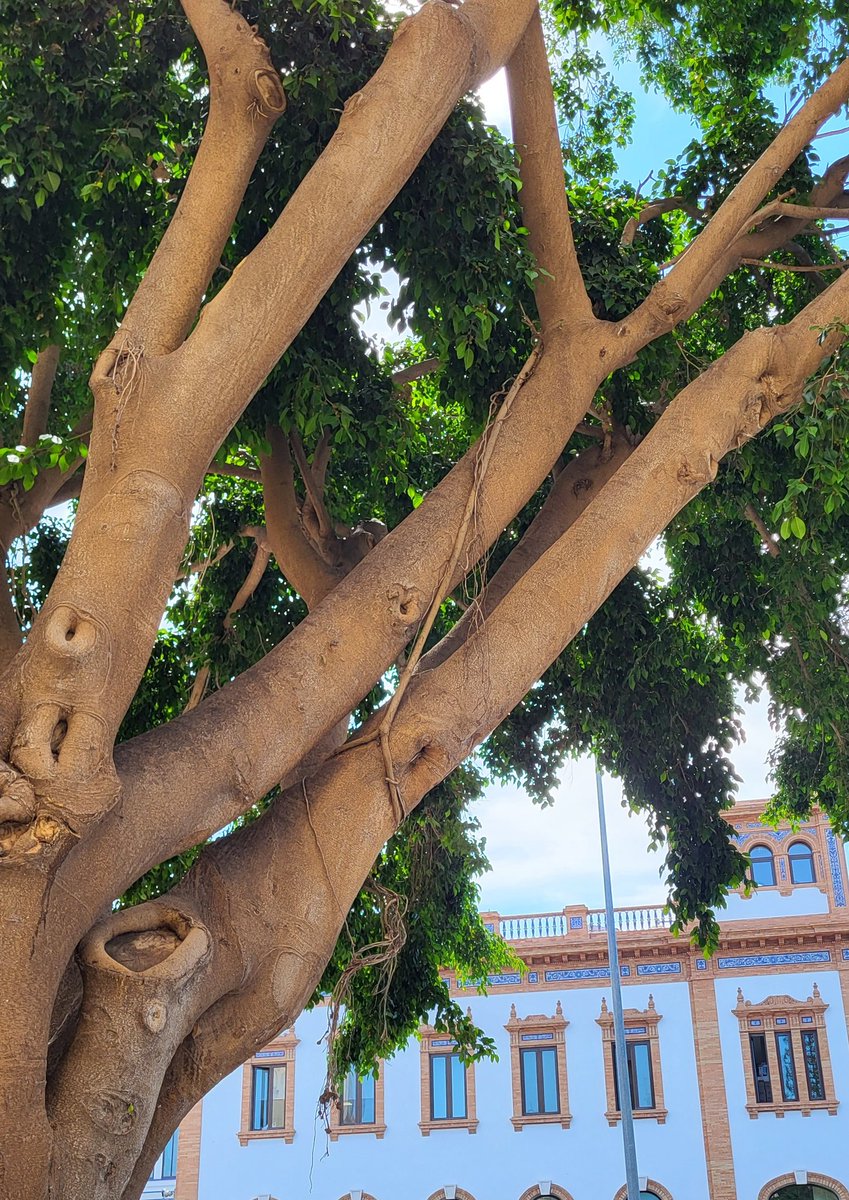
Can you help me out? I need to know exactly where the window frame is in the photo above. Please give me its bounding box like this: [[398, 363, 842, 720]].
[[148, 1129, 179, 1180], [734, 985, 837, 1118], [238, 1028, 299, 1145], [505, 1002, 571, 1131], [418, 1024, 478, 1135], [749, 843, 777, 887], [327, 1063, 386, 1141], [788, 840, 817, 885], [597, 995, 667, 1126], [610, 1038, 657, 1111]]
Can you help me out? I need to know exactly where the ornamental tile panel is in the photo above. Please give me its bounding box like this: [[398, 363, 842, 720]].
[[717, 951, 831, 969]]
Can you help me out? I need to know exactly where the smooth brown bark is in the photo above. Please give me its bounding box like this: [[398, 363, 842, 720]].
[[3, 7, 849, 1198]]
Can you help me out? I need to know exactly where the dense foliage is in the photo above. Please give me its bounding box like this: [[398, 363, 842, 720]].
[[2, 0, 849, 1078]]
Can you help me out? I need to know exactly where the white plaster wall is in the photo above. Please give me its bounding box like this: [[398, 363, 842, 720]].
[[721, 888, 830, 921], [195, 979, 708, 1200], [715, 969, 849, 1199]]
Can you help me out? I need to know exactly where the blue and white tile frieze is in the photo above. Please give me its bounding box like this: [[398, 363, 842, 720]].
[[826, 829, 846, 906], [695, 958, 708, 971], [569, 916, 584, 930], [635, 961, 682, 976], [717, 950, 831, 969]]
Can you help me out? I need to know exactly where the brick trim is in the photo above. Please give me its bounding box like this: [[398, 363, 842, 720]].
[[425, 1189, 478, 1200], [517, 1185, 574, 1200], [733, 984, 838, 1117], [689, 978, 737, 1200], [418, 1022, 478, 1135], [613, 1181, 674, 1200], [326, 1063, 386, 1141], [756, 1172, 849, 1200], [173, 1100, 203, 1200], [238, 1028, 299, 1145], [504, 1001, 571, 1130], [596, 995, 667, 1126]]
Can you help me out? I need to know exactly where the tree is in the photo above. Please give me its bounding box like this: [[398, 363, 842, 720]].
[[2, 0, 849, 1195]]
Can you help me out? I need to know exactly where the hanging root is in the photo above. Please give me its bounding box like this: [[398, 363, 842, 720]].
[[109, 338, 146, 467], [318, 879, 408, 1129], [339, 334, 544, 823]]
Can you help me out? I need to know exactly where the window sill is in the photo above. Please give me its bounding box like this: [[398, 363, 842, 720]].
[[328, 1123, 387, 1141], [511, 1112, 572, 1131], [418, 1118, 479, 1136], [605, 1107, 667, 1127], [746, 1100, 838, 1119], [237, 1127, 295, 1146]]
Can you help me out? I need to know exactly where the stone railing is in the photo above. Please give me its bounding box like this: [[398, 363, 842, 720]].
[[492, 904, 673, 941]]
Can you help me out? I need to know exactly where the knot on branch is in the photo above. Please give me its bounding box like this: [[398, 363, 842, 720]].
[[82, 1088, 143, 1136], [388, 584, 424, 625], [0, 761, 69, 858]]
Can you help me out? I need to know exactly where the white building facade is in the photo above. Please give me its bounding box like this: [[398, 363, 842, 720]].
[[148, 800, 849, 1200]]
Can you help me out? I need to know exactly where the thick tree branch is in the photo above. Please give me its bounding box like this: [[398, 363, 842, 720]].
[[176, 0, 538, 420], [620, 197, 702, 246], [111, 0, 285, 358], [78, 274, 849, 1196], [425, 428, 636, 669], [626, 56, 849, 340], [0, 564, 22, 671], [506, 8, 594, 329], [259, 426, 339, 607], [743, 501, 780, 557], [21, 345, 60, 447], [0, 0, 538, 820]]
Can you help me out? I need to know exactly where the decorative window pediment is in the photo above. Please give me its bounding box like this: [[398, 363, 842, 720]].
[[596, 995, 667, 1125], [734, 985, 837, 1118], [505, 1002, 571, 1131]]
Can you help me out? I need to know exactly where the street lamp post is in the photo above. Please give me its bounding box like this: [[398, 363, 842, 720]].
[[595, 766, 641, 1200]]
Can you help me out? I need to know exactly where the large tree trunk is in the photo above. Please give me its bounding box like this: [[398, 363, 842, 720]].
[[2, 3, 849, 1197]]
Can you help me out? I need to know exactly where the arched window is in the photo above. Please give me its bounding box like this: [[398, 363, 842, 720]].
[[750, 843, 776, 886], [758, 1169, 849, 1200], [768, 1185, 838, 1199], [612, 1182, 674, 1200], [789, 841, 816, 884]]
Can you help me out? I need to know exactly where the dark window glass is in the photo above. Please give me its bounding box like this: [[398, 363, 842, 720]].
[[520, 1047, 559, 1115], [788, 842, 816, 884], [802, 1030, 825, 1101], [250, 1063, 286, 1130], [611, 1040, 655, 1110], [769, 1187, 838, 1200], [341, 1067, 376, 1125], [749, 1033, 772, 1103], [149, 1130, 179, 1180], [774, 1032, 798, 1101], [750, 844, 776, 886], [430, 1053, 466, 1120]]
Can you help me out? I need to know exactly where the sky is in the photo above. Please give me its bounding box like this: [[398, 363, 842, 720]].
[[464, 59, 798, 919]]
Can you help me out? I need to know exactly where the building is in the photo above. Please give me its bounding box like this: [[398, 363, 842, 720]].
[[151, 799, 849, 1200]]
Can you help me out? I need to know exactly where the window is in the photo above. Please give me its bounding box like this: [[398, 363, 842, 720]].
[[251, 1064, 286, 1131], [597, 996, 667, 1126], [734, 986, 837, 1117], [749, 1033, 773, 1103], [238, 1028, 298, 1144], [505, 1003, 571, 1130], [431, 1052, 467, 1120], [327, 1064, 386, 1140], [418, 1024, 478, 1135], [769, 1187, 839, 1200], [521, 1047, 559, 1115], [149, 1130, 178, 1180], [750, 844, 776, 886], [789, 841, 816, 884], [342, 1068, 375, 1125], [611, 1039, 656, 1110]]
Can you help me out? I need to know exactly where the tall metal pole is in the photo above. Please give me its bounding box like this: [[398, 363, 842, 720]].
[[596, 765, 641, 1200]]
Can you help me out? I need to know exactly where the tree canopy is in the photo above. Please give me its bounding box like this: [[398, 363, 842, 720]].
[[1, 1, 849, 1196]]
